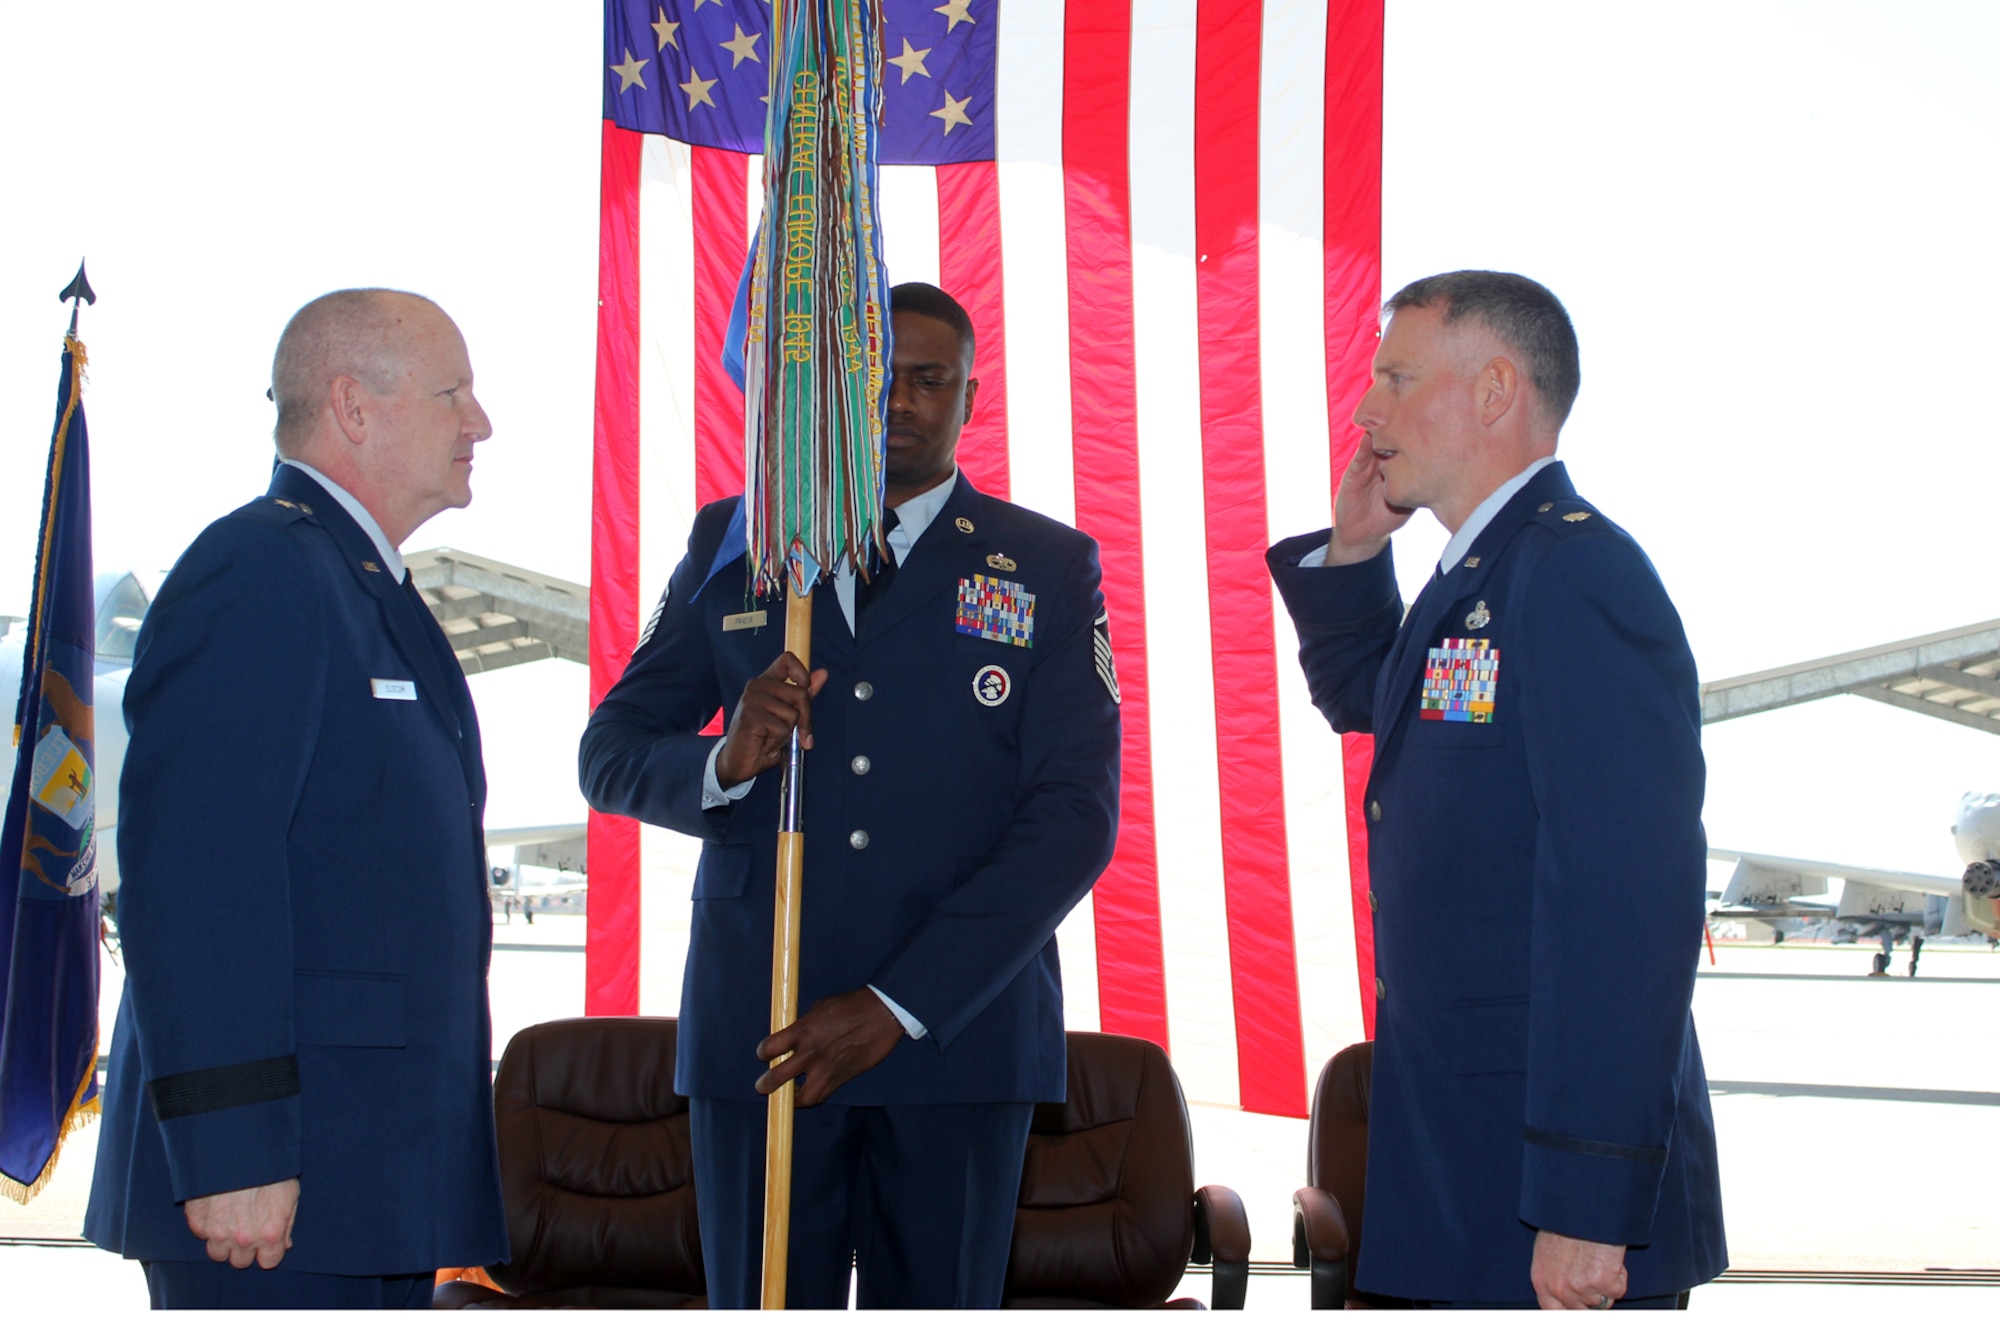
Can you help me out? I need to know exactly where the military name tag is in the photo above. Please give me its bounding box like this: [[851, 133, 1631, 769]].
[[956, 575, 1035, 648], [1420, 638, 1498, 723], [371, 678, 418, 701], [722, 610, 768, 632]]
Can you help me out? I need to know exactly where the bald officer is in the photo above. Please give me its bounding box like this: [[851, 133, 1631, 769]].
[[86, 290, 507, 1309], [580, 283, 1120, 1308], [1268, 271, 1725, 1309]]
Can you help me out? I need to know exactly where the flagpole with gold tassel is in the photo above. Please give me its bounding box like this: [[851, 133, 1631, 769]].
[[746, 0, 890, 1308]]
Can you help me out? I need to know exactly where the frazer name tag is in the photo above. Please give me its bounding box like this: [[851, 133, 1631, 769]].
[[371, 678, 419, 701], [723, 610, 768, 632]]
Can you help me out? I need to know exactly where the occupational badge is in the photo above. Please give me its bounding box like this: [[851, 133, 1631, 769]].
[[1465, 600, 1491, 631], [973, 664, 1012, 707], [956, 575, 1035, 647], [1420, 637, 1499, 723]]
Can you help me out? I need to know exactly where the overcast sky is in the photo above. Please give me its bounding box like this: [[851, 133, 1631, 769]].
[[2, 2, 1996, 871]]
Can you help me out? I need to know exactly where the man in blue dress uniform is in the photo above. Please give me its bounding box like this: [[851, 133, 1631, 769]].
[[579, 283, 1120, 1308], [1267, 272, 1725, 1309], [85, 290, 509, 1308]]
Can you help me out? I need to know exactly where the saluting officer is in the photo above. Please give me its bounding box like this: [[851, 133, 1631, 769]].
[[580, 282, 1121, 1309], [1268, 271, 1726, 1310]]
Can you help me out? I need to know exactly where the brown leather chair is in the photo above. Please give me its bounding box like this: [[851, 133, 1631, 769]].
[[1004, 1031, 1251, 1309], [434, 1016, 705, 1309], [1292, 1039, 1404, 1310]]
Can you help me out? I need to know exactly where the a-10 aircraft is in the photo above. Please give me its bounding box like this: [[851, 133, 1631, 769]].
[[4, 572, 583, 915], [1708, 792, 2000, 976]]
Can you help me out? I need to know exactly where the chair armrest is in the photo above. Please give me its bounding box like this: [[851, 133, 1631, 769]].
[[1293, 1187, 1350, 1310], [1192, 1184, 1251, 1310]]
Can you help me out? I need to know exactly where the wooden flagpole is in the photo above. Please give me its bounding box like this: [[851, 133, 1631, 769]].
[[749, 0, 888, 1303], [761, 579, 812, 1309]]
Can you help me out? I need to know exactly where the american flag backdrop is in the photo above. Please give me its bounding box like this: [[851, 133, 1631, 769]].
[[591, 0, 1383, 1118]]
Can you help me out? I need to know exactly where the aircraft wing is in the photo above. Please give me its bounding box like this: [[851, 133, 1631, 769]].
[[1708, 847, 1958, 923], [486, 822, 588, 874]]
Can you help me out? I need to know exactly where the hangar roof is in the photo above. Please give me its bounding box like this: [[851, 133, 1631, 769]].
[[406, 547, 588, 675], [1701, 617, 2000, 737]]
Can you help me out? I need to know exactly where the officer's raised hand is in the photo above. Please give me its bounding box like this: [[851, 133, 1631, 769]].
[[716, 651, 828, 787], [1327, 436, 1414, 565]]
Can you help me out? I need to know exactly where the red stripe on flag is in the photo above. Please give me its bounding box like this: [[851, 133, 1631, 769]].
[[692, 146, 750, 505], [1062, 1, 1168, 1051], [1193, 1, 1306, 1117], [587, 120, 644, 1018], [1323, 1, 1386, 1039], [1343, 734, 1377, 1036], [935, 161, 1010, 501]]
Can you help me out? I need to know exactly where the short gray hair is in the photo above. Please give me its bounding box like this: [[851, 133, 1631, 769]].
[[270, 288, 435, 453], [1385, 271, 1581, 425]]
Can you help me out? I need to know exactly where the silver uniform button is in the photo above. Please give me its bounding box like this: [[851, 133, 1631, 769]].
[[1375, 977, 1387, 1001], [851, 755, 872, 775], [853, 681, 874, 701], [849, 829, 870, 850]]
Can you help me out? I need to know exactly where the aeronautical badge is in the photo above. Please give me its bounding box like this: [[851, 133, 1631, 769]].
[[1464, 600, 1491, 631], [1093, 609, 1120, 704], [1420, 637, 1499, 723], [956, 575, 1035, 648], [973, 664, 1012, 707]]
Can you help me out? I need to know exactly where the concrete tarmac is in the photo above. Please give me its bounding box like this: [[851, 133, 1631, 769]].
[[5, 925, 1994, 1315]]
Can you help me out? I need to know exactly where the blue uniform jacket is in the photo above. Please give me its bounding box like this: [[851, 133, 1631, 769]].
[[579, 474, 1120, 1105], [1267, 462, 1726, 1302], [85, 466, 508, 1275]]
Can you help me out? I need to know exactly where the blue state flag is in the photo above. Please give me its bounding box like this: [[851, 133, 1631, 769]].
[[0, 333, 102, 1201]]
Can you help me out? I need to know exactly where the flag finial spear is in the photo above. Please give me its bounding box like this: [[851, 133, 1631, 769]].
[[58, 261, 95, 336]]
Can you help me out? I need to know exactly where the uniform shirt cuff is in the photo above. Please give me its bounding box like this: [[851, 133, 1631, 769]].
[[1297, 542, 1330, 568], [702, 737, 755, 809], [868, 985, 928, 1040]]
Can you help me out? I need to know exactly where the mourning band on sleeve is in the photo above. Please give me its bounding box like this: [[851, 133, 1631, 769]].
[[1524, 1125, 1667, 1165], [147, 1055, 301, 1122]]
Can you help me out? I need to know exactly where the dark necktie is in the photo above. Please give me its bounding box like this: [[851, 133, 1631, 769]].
[[857, 508, 902, 621]]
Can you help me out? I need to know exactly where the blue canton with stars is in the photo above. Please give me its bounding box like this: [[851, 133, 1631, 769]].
[[605, 0, 997, 164]]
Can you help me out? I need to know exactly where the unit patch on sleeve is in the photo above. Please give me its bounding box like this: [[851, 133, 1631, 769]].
[[1093, 609, 1120, 703], [956, 575, 1036, 648], [1420, 637, 1499, 723]]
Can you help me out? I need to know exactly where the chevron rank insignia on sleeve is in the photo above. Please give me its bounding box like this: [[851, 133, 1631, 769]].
[[1094, 609, 1120, 704]]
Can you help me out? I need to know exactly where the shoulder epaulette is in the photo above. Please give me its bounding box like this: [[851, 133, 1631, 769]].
[[239, 495, 320, 527], [1528, 499, 1603, 535]]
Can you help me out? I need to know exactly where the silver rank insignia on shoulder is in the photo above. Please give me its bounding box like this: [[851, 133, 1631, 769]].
[[987, 552, 1018, 573], [1564, 511, 1592, 523], [1465, 600, 1491, 630], [273, 498, 297, 509], [956, 516, 975, 533]]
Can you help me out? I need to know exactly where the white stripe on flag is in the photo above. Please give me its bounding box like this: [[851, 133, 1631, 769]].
[[880, 165, 942, 291], [637, 134, 701, 1018], [1260, 0, 1367, 1087], [1129, 0, 1240, 1110]]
